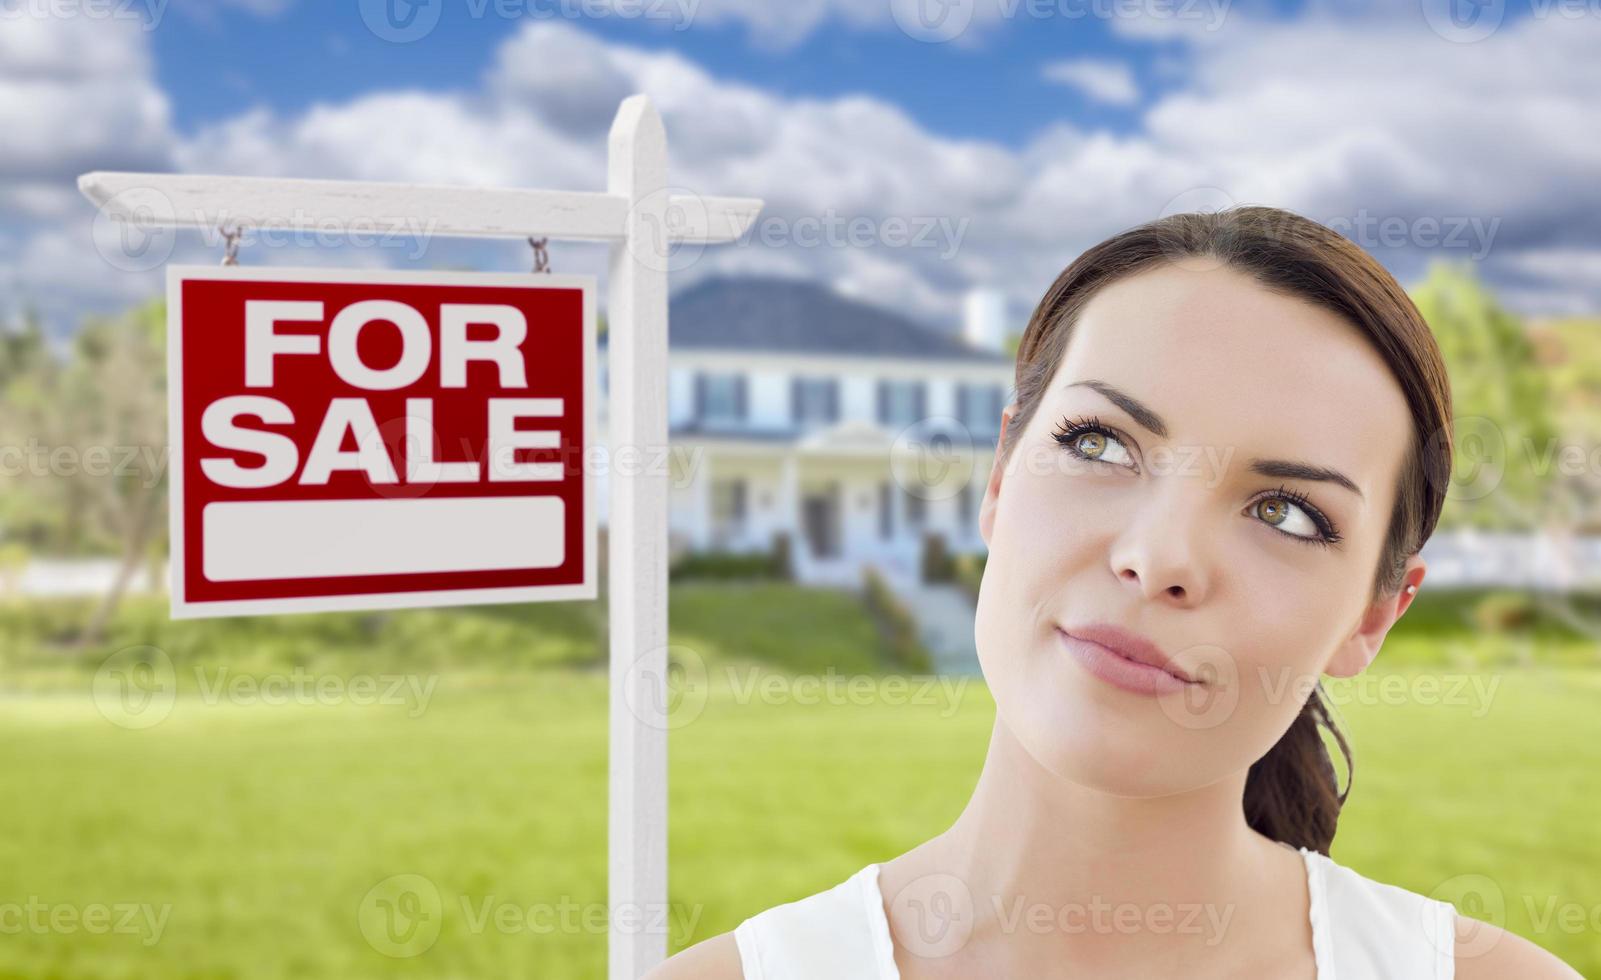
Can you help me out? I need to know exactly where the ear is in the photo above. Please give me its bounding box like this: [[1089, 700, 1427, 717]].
[[1324, 555, 1427, 678], [979, 402, 1017, 550]]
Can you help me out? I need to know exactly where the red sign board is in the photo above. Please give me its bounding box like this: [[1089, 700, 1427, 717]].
[[166, 266, 596, 618]]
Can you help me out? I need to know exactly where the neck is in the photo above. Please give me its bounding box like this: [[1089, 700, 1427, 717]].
[[924, 714, 1275, 954]]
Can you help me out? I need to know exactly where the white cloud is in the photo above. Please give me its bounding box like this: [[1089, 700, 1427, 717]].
[[1042, 58, 1140, 106], [0, 12, 174, 180], [8, 6, 1601, 335], [0, 9, 177, 327]]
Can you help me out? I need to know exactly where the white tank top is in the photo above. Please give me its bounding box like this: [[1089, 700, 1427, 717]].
[[734, 843, 1457, 978]]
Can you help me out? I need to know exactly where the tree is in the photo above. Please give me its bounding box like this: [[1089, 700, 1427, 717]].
[[0, 300, 168, 644], [0, 308, 48, 390], [1411, 260, 1559, 533]]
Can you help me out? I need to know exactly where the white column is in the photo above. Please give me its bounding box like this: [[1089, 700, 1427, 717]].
[[695, 451, 714, 549], [780, 454, 800, 576]]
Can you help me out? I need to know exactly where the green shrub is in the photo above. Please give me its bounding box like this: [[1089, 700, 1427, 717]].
[[952, 552, 986, 602], [770, 531, 793, 581], [670, 550, 785, 582], [921, 532, 953, 583], [1472, 590, 1539, 633]]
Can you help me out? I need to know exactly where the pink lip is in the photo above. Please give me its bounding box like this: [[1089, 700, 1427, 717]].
[[1056, 624, 1200, 696]]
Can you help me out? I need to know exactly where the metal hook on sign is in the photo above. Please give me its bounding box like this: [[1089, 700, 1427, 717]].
[[220, 225, 243, 267], [528, 236, 552, 274]]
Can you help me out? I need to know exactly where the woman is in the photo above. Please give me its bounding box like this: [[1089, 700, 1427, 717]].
[[649, 207, 1582, 978]]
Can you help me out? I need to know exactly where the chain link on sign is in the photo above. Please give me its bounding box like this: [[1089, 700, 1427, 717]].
[[221, 225, 242, 266], [528, 236, 552, 274]]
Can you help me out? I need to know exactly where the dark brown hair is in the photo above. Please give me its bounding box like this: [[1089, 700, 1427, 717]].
[[1000, 206, 1454, 855]]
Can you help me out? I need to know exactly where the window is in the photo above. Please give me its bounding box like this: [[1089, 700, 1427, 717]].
[[958, 479, 975, 528], [696, 372, 746, 424], [792, 377, 838, 427], [711, 478, 747, 545], [904, 485, 926, 527], [958, 382, 1006, 434], [877, 379, 926, 429]]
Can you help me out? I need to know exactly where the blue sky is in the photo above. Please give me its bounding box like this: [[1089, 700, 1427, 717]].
[[3, 0, 1598, 335], [149, 2, 1184, 144]]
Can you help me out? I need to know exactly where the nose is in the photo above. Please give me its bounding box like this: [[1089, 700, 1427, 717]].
[[1107, 480, 1211, 606]]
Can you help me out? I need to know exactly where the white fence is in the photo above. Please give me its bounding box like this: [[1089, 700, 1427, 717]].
[[0, 559, 167, 598], [5, 530, 1601, 598], [1418, 529, 1601, 591]]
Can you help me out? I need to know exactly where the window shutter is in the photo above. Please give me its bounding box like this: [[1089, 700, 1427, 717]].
[[914, 382, 927, 423], [735, 375, 748, 420], [693, 372, 706, 423], [956, 383, 969, 427], [876, 379, 887, 424], [906, 487, 925, 525], [733, 479, 747, 522], [790, 376, 801, 426], [879, 481, 892, 539], [828, 379, 840, 422]]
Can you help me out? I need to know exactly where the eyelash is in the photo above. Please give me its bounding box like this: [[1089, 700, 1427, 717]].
[[1049, 414, 1344, 549]]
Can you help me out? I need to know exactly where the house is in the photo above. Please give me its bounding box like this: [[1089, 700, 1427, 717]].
[[596, 277, 1015, 587]]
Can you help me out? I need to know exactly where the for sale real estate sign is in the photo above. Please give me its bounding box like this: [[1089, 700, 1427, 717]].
[[167, 266, 597, 618]]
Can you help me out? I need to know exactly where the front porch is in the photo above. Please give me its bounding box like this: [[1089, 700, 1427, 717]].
[[667, 421, 990, 587]]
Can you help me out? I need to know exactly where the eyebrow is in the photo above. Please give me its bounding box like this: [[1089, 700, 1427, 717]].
[[1063, 379, 1365, 500]]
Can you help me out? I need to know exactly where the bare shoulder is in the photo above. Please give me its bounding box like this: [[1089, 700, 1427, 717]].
[[1452, 914, 1584, 979], [640, 930, 745, 980]]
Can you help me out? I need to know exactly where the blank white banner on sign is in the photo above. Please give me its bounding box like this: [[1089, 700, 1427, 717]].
[[203, 497, 565, 582]]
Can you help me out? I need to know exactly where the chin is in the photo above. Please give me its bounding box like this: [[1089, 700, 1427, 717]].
[[985, 647, 1216, 798]]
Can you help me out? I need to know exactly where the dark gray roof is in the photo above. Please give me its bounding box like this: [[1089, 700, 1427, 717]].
[[602, 277, 1010, 363]]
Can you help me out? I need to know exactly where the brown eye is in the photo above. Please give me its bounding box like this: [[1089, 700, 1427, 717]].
[[1053, 416, 1137, 471], [1252, 495, 1320, 540]]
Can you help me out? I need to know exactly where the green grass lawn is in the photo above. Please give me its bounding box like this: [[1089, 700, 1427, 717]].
[[0, 585, 1597, 976], [0, 665, 1596, 978]]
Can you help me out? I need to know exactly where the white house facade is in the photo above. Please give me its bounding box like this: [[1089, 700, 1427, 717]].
[[595, 278, 1015, 587]]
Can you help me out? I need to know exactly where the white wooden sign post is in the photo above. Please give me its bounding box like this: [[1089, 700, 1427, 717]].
[[79, 94, 762, 979]]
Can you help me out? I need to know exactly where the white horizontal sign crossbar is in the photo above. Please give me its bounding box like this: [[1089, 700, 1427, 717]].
[[78, 171, 763, 244]]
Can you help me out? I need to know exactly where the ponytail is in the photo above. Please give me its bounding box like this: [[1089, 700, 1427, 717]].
[[1242, 688, 1351, 855]]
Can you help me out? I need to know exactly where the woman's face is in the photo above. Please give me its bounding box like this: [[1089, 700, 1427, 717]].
[[975, 259, 1425, 797]]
